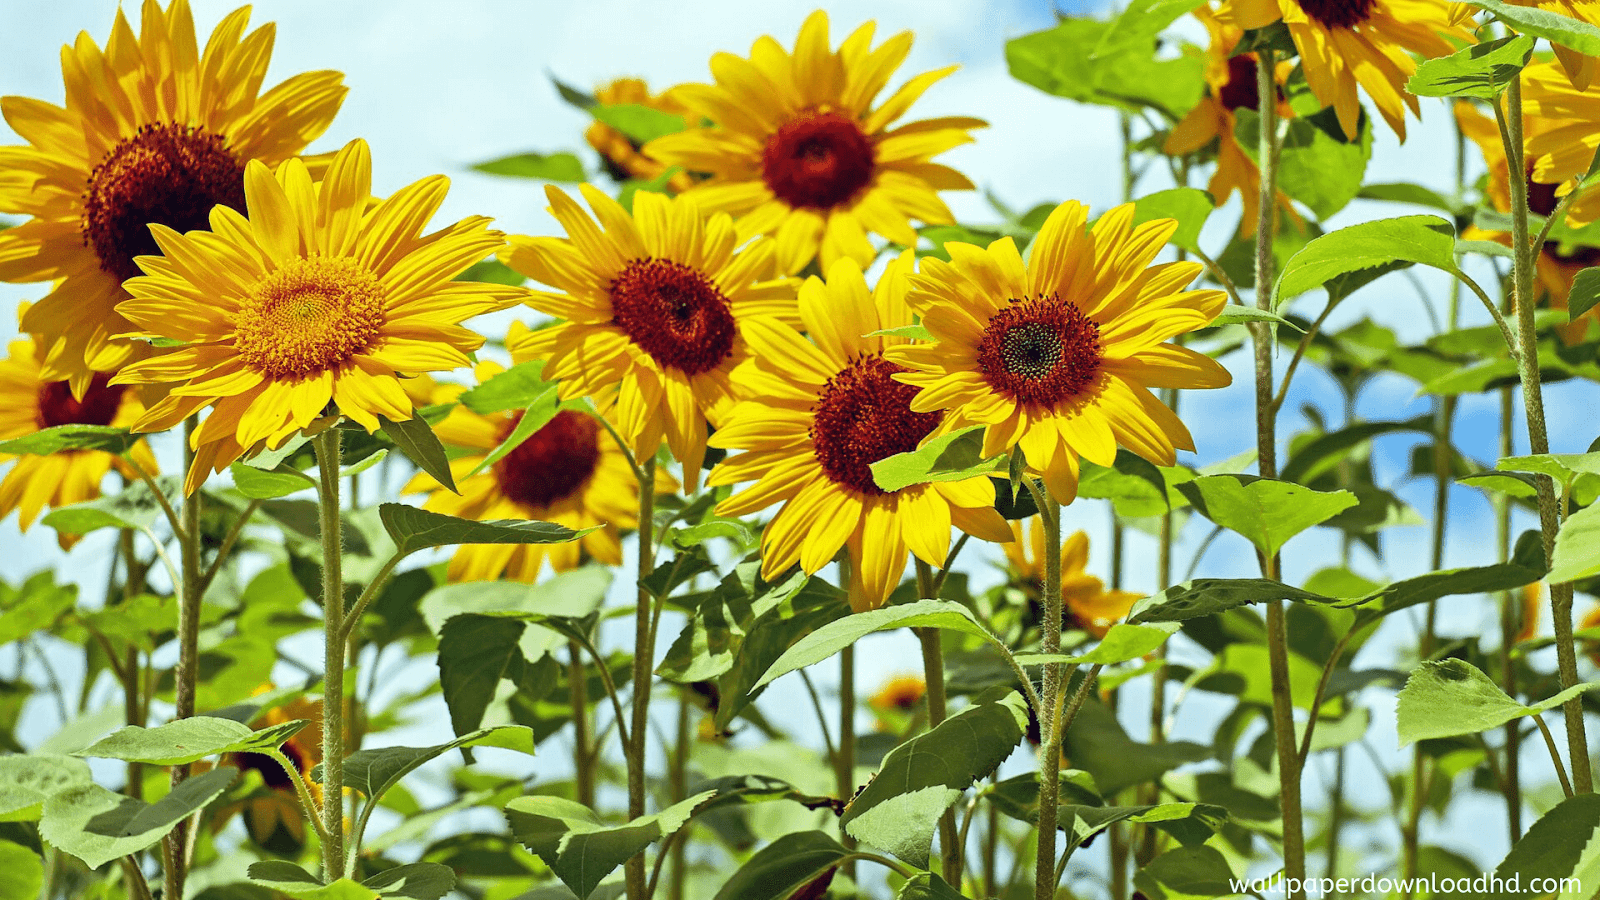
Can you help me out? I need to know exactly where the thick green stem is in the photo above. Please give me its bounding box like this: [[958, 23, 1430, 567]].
[[1034, 489, 1064, 900], [1498, 377, 1523, 838], [917, 559, 961, 886], [1503, 74, 1593, 794], [313, 428, 348, 880], [625, 457, 657, 900], [667, 688, 690, 900], [165, 417, 203, 900], [838, 642, 858, 880]]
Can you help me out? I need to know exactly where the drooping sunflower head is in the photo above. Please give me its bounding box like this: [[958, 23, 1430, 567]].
[[1219, 0, 1466, 140], [708, 252, 1011, 610], [402, 360, 643, 582], [586, 78, 694, 192], [111, 138, 523, 495], [504, 184, 797, 493], [0, 0, 346, 394], [886, 201, 1231, 506], [645, 11, 984, 275], [0, 333, 156, 547]]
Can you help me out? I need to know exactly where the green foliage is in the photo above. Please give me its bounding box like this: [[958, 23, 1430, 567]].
[[753, 600, 1010, 691], [0, 839, 42, 900], [1465, 0, 1600, 55], [591, 104, 687, 143], [471, 152, 585, 181], [870, 426, 1003, 491], [713, 831, 851, 900], [1129, 188, 1213, 253], [1176, 474, 1358, 557], [380, 414, 457, 492], [1396, 659, 1600, 745], [0, 424, 137, 456], [1407, 34, 1534, 98], [1006, 12, 1205, 119], [77, 716, 307, 765], [1276, 215, 1459, 303], [505, 792, 713, 899], [1492, 795, 1600, 898], [1236, 105, 1372, 220], [378, 503, 590, 555], [40, 767, 236, 868], [0, 755, 92, 822]]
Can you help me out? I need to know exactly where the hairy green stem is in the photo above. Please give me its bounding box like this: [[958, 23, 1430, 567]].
[[625, 456, 657, 900], [314, 427, 348, 880], [667, 688, 691, 900], [1035, 488, 1064, 900], [165, 417, 202, 900], [1498, 374, 1523, 838], [838, 640, 858, 879]]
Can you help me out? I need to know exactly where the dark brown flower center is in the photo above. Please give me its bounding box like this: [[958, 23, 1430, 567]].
[[762, 111, 875, 211], [1299, 0, 1376, 29], [810, 354, 942, 497], [1218, 55, 1262, 112], [493, 409, 603, 510], [81, 123, 246, 283], [977, 295, 1103, 408], [35, 374, 123, 429], [609, 258, 736, 375]]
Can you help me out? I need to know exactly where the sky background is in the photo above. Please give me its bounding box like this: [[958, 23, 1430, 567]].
[[0, 0, 1590, 892]]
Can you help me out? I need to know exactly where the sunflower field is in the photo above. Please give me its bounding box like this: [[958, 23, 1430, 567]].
[[10, 0, 1600, 897]]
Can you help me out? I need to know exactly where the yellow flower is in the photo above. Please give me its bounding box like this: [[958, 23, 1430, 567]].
[[1457, 98, 1599, 343], [0, 333, 156, 549], [707, 253, 1011, 610], [586, 78, 694, 192], [1525, 60, 1600, 229], [1219, 0, 1466, 139], [503, 185, 796, 493], [110, 138, 522, 494], [646, 11, 983, 274], [1004, 520, 1140, 639], [0, 0, 346, 394], [214, 693, 324, 846], [885, 202, 1231, 505], [867, 674, 926, 731], [403, 361, 644, 582], [1163, 6, 1297, 232]]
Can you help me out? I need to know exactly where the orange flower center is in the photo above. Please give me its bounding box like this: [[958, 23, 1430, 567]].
[[234, 257, 385, 380], [762, 111, 875, 211], [493, 409, 602, 510], [976, 295, 1103, 408], [1299, 0, 1375, 29], [609, 258, 735, 375], [35, 373, 123, 429], [81, 123, 246, 283], [810, 354, 942, 496]]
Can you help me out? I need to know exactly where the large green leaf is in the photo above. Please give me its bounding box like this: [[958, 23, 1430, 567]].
[[1396, 659, 1600, 745], [458, 361, 553, 414], [0, 839, 42, 900], [842, 691, 1028, 867], [1569, 267, 1600, 321], [40, 767, 236, 868], [1176, 475, 1358, 558], [380, 415, 457, 492], [1466, 0, 1600, 55], [437, 615, 527, 737], [230, 461, 317, 500], [711, 831, 850, 900], [379, 503, 589, 555], [247, 863, 381, 900], [1275, 215, 1459, 303], [1406, 34, 1535, 98], [0, 424, 137, 456], [41, 478, 177, 534], [1129, 188, 1213, 254], [471, 152, 585, 182], [1063, 700, 1211, 795], [505, 792, 714, 899], [0, 755, 92, 822], [1552, 502, 1600, 582], [1236, 106, 1371, 220], [1007, 17, 1204, 119], [0, 573, 77, 646], [468, 386, 563, 478], [752, 600, 1005, 690], [76, 716, 307, 765], [870, 426, 1001, 491], [316, 725, 535, 801], [593, 104, 687, 143], [1059, 803, 1229, 851], [1133, 845, 1238, 897], [1491, 794, 1600, 899], [897, 874, 970, 899], [361, 864, 458, 900], [1015, 622, 1179, 667]]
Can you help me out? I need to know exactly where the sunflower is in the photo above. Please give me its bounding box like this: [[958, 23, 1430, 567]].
[[503, 184, 795, 493], [213, 693, 323, 846], [0, 0, 346, 394], [1525, 60, 1600, 228], [644, 10, 983, 275], [0, 332, 156, 549], [885, 202, 1231, 505], [1003, 519, 1140, 639], [1580, 603, 1600, 667], [1457, 97, 1600, 342], [867, 674, 926, 732], [403, 360, 644, 581], [706, 252, 1012, 610], [1219, 0, 1466, 140], [586, 79, 694, 192], [1162, 6, 1297, 232], [110, 138, 523, 495]]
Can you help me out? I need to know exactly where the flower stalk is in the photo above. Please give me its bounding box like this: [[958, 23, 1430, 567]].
[[1034, 486, 1063, 900], [625, 456, 657, 900], [164, 416, 203, 900], [314, 426, 349, 881]]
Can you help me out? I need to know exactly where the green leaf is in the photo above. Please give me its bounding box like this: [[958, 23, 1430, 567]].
[[1064, 700, 1210, 795], [76, 716, 307, 765], [1059, 803, 1228, 851], [341, 447, 387, 478], [1236, 106, 1372, 220], [378, 503, 589, 555], [467, 385, 563, 479], [1205, 305, 1302, 331], [380, 415, 457, 492], [897, 874, 970, 900], [1358, 182, 1457, 212], [1569, 267, 1600, 321], [0, 839, 42, 900], [1176, 474, 1358, 557], [505, 791, 714, 899], [1015, 622, 1179, 667], [1093, 0, 1204, 60], [0, 573, 77, 646], [1552, 502, 1600, 582], [459, 360, 554, 414], [712, 831, 849, 900], [457, 259, 525, 286], [230, 461, 316, 500], [1275, 215, 1458, 303], [865, 324, 933, 341], [753, 600, 1005, 690], [318, 725, 535, 804], [1492, 795, 1600, 900], [437, 616, 526, 737], [0, 755, 92, 823], [1466, 0, 1600, 54], [1280, 416, 1433, 485], [1129, 188, 1213, 254], [1130, 578, 1330, 622], [1134, 845, 1238, 897], [1006, 18, 1204, 119], [0, 424, 136, 456], [1396, 658, 1600, 745], [472, 152, 585, 182], [1406, 34, 1535, 98], [843, 692, 1027, 867], [248, 863, 380, 900], [870, 426, 1002, 491], [592, 104, 687, 144], [40, 767, 235, 869], [361, 864, 457, 900]]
